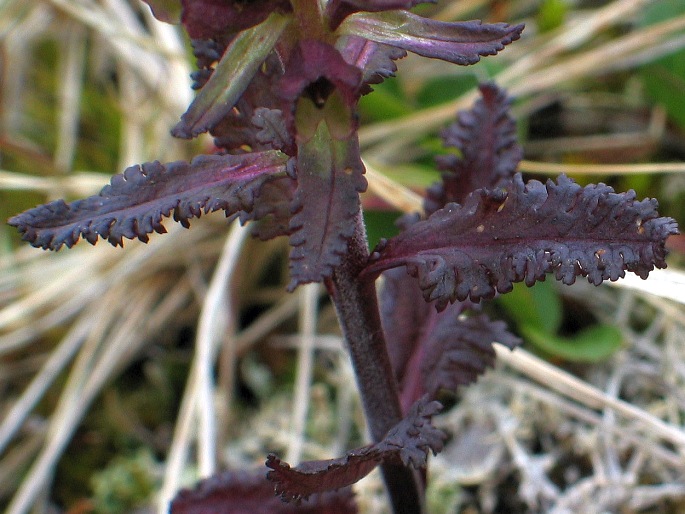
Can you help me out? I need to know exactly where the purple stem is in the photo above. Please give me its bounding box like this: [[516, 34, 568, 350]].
[[326, 208, 424, 514]]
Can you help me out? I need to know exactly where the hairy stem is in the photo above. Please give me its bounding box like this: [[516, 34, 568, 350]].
[[326, 208, 424, 514]]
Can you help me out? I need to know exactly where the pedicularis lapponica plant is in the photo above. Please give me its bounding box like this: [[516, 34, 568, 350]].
[[8, 1, 679, 513]]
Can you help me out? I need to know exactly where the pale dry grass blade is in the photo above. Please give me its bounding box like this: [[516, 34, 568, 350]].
[[0, 3, 53, 134], [7, 284, 160, 514], [2, 0, 684, 511], [0, 170, 109, 195], [47, 0, 190, 112], [157, 221, 249, 510], [609, 268, 685, 306], [500, 0, 654, 81], [54, 21, 86, 173], [494, 345, 685, 450], [235, 294, 301, 355], [519, 160, 685, 176], [433, 0, 488, 21], [0, 312, 92, 455], [287, 283, 320, 464], [195, 222, 249, 476], [508, 13, 685, 96], [364, 161, 424, 215]]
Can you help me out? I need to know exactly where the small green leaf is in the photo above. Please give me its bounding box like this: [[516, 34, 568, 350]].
[[521, 324, 623, 363], [498, 280, 562, 334]]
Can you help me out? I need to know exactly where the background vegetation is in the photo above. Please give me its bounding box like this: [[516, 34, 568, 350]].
[[1, 0, 685, 512]]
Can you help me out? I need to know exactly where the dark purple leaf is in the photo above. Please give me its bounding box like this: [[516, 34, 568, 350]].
[[209, 55, 292, 154], [252, 108, 292, 152], [281, 40, 367, 289], [170, 470, 357, 514], [364, 174, 678, 309], [8, 151, 288, 250], [266, 396, 445, 502], [339, 12, 523, 65], [180, 0, 291, 40], [336, 35, 407, 94], [426, 83, 522, 214], [381, 268, 518, 410], [421, 312, 520, 397], [287, 124, 367, 289], [189, 39, 225, 90], [380, 267, 433, 385]]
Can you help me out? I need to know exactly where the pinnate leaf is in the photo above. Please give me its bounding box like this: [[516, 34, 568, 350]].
[[9, 151, 289, 250], [339, 11, 523, 65], [170, 470, 357, 514], [266, 397, 445, 502], [364, 174, 678, 309], [427, 82, 522, 213]]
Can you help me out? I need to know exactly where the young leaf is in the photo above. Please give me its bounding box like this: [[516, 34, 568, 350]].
[[253, 108, 293, 152], [281, 41, 367, 288], [287, 112, 367, 288], [364, 174, 679, 309], [172, 12, 290, 139], [339, 11, 523, 65], [8, 151, 289, 250], [209, 55, 294, 155], [170, 470, 357, 514], [266, 396, 445, 502], [426, 82, 522, 214]]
